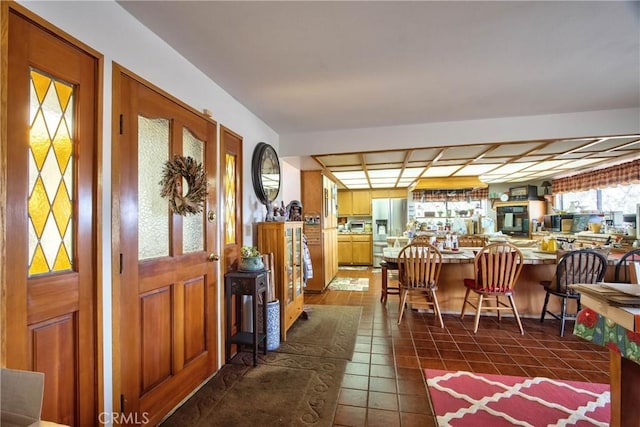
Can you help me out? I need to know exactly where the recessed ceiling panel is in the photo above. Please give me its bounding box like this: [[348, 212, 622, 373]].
[[368, 169, 400, 178], [434, 160, 466, 166], [577, 138, 631, 152], [409, 148, 440, 162], [440, 145, 489, 160], [422, 166, 461, 177], [454, 164, 501, 175], [534, 139, 596, 155], [597, 151, 634, 158], [486, 142, 542, 157], [400, 167, 425, 178], [397, 178, 416, 185], [330, 165, 364, 172], [369, 178, 398, 185], [490, 162, 535, 174], [517, 155, 561, 163], [505, 172, 533, 178], [316, 154, 362, 166], [524, 160, 571, 171], [367, 163, 403, 170], [365, 151, 406, 164], [333, 171, 366, 180], [563, 158, 609, 168], [473, 157, 510, 164]]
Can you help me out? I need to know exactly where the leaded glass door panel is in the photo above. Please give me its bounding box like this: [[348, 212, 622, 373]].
[[5, 10, 98, 426]]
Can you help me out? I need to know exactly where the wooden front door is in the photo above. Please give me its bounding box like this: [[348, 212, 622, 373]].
[[4, 8, 98, 426], [116, 70, 219, 426]]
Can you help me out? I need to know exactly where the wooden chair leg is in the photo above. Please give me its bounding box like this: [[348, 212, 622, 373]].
[[397, 289, 408, 324], [508, 294, 524, 335], [460, 288, 471, 318], [473, 293, 483, 333], [540, 291, 550, 323], [560, 296, 568, 337], [496, 296, 501, 321], [431, 290, 444, 328]]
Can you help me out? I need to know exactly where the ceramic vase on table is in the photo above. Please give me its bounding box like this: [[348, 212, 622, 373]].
[[239, 256, 264, 271]]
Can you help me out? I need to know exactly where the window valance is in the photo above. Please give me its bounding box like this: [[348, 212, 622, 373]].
[[412, 188, 488, 202], [552, 159, 640, 194]]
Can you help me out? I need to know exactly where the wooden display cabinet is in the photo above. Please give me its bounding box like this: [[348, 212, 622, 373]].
[[256, 221, 304, 341]]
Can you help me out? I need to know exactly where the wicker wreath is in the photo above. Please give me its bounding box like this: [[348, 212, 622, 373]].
[[159, 155, 207, 215]]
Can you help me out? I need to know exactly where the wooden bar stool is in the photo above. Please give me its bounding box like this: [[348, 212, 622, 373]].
[[380, 260, 400, 303]]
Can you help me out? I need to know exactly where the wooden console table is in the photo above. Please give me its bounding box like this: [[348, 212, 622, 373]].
[[225, 270, 268, 366]]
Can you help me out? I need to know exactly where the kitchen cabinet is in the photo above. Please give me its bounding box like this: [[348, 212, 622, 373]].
[[338, 234, 372, 265], [256, 221, 304, 341], [337, 191, 352, 217], [352, 191, 371, 215], [338, 235, 352, 264], [301, 171, 339, 292], [337, 190, 371, 216], [371, 188, 407, 199]]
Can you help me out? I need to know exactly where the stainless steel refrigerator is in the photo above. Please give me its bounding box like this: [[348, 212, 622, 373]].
[[372, 198, 408, 266]]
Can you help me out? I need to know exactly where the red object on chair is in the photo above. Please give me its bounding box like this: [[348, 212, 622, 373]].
[[460, 242, 525, 334]]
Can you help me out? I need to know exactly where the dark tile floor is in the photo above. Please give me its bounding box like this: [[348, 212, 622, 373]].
[[304, 267, 610, 427]]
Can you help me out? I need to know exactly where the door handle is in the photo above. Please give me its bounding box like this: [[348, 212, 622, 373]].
[[208, 253, 220, 262]]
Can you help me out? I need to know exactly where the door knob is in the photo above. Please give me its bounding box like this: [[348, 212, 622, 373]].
[[208, 253, 220, 262]]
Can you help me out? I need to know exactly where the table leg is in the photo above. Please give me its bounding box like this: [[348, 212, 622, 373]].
[[252, 292, 258, 367]]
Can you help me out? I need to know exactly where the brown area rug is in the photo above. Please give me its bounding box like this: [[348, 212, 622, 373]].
[[160, 305, 361, 427], [275, 305, 362, 360]]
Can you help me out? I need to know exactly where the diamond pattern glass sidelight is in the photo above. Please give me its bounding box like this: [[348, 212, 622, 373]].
[[138, 116, 170, 260], [182, 128, 205, 253], [224, 153, 237, 245], [28, 69, 74, 276]]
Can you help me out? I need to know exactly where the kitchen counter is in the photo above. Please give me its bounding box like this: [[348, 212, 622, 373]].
[[381, 246, 623, 317]]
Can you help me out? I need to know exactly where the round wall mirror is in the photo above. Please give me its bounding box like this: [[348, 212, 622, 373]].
[[251, 142, 281, 205]]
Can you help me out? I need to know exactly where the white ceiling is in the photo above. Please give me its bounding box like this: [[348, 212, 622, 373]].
[[118, 1, 640, 187]]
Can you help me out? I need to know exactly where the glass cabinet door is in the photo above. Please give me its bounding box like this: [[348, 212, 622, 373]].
[[286, 227, 294, 304], [294, 226, 303, 298]]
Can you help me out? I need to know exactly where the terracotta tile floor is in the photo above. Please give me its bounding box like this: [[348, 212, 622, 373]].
[[304, 267, 610, 427]]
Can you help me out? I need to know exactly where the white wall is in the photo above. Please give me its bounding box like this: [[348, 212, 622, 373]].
[[17, 0, 281, 420], [280, 159, 302, 205]]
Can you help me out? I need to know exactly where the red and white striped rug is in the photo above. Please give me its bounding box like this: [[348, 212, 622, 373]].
[[424, 369, 610, 426]]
